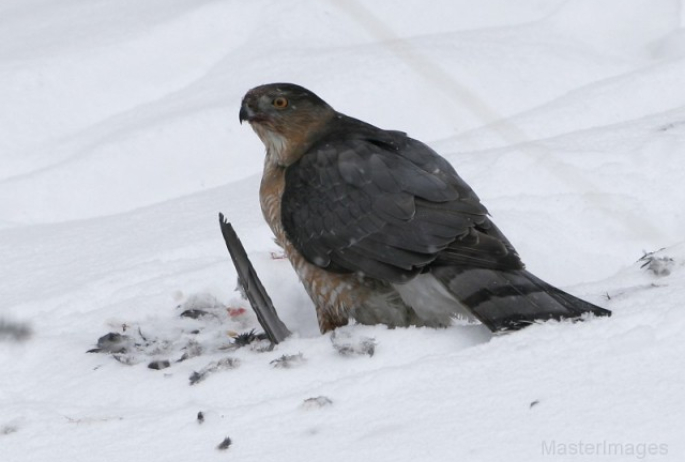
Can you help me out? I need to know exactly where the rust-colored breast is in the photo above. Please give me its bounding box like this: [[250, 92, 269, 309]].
[[259, 149, 416, 333], [260, 155, 377, 332]]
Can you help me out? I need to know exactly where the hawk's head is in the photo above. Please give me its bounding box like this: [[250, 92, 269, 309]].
[[240, 83, 335, 166]]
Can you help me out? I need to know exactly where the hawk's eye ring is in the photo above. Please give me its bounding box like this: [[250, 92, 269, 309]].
[[273, 97, 289, 109]]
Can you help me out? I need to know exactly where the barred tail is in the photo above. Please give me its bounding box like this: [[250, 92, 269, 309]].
[[431, 266, 611, 332]]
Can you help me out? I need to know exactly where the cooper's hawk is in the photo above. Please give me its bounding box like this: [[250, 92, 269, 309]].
[[239, 83, 610, 333]]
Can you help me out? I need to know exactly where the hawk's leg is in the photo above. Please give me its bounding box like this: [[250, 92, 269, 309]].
[[284, 246, 420, 332]]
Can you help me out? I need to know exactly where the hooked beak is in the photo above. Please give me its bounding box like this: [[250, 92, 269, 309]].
[[239, 105, 251, 124], [239, 102, 269, 125]]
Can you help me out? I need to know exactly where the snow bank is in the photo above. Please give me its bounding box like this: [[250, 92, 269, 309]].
[[2, 1, 684, 461]]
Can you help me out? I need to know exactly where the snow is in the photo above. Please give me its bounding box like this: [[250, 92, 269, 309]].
[[2, 1, 685, 460]]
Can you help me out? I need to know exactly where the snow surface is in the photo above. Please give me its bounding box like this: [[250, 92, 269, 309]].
[[2, 1, 685, 460]]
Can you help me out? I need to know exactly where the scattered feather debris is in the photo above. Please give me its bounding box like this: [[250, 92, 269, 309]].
[[270, 353, 306, 369], [189, 357, 240, 385], [0, 319, 32, 342], [177, 340, 203, 362], [1, 425, 18, 436], [330, 330, 376, 357], [87, 332, 134, 354], [233, 329, 268, 347], [638, 249, 675, 277], [147, 360, 170, 370], [216, 436, 232, 451], [302, 396, 333, 410], [179, 309, 210, 319]]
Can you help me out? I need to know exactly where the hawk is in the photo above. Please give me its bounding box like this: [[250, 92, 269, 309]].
[[239, 83, 610, 333]]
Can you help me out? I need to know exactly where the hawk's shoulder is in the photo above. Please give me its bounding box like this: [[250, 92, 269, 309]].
[[281, 114, 522, 283]]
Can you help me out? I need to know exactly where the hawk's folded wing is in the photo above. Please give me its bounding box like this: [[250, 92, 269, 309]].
[[281, 130, 523, 283]]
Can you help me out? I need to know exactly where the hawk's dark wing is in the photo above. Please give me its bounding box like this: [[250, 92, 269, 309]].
[[281, 121, 523, 284]]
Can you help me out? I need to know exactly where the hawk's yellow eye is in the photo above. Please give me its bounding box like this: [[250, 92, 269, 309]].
[[273, 96, 289, 109]]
